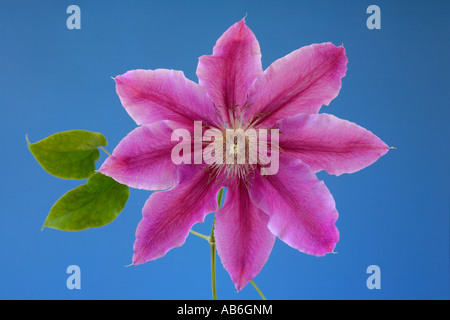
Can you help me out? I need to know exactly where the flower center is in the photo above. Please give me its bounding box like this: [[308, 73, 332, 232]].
[[199, 98, 280, 188]]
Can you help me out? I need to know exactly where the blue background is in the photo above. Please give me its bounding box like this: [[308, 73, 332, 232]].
[[1, 0, 449, 299]]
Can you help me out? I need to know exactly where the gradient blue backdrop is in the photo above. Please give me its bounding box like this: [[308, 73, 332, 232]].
[[1, 0, 449, 299]]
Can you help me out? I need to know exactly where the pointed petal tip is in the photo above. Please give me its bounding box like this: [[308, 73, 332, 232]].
[[301, 229, 339, 257], [132, 251, 150, 266], [232, 18, 247, 35], [232, 277, 251, 292], [114, 75, 123, 85], [322, 42, 347, 62], [97, 158, 112, 177], [230, 16, 254, 36], [378, 139, 391, 156], [131, 256, 142, 266], [114, 71, 134, 84], [235, 283, 245, 292]]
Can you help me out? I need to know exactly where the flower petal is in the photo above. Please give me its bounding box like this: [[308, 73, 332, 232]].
[[115, 69, 217, 127], [215, 184, 275, 291], [132, 166, 222, 264], [245, 43, 348, 127], [99, 121, 181, 191], [197, 19, 263, 124], [248, 158, 339, 256], [278, 113, 389, 176]]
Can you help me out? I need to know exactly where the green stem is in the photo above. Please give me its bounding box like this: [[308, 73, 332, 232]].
[[189, 230, 210, 241], [99, 146, 111, 156], [250, 280, 267, 300], [210, 187, 224, 300], [210, 237, 217, 300]]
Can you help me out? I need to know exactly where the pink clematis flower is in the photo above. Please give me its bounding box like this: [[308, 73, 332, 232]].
[[100, 19, 389, 290]]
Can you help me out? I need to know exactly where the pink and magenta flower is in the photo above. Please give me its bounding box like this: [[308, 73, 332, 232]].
[[100, 20, 389, 290]]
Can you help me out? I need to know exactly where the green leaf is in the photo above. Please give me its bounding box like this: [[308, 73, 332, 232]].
[[43, 172, 129, 231], [27, 130, 107, 179]]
